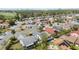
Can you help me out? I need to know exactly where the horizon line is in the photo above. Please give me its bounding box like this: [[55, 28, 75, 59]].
[[0, 8, 79, 10]]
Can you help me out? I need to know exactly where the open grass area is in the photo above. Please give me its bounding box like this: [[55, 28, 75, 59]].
[[0, 12, 16, 20], [0, 28, 6, 35], [9, 42, 24, 50], [4, 37, 24, 50], [0, 12, 16, 17]]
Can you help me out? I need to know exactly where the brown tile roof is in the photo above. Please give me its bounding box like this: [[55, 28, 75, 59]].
[[70, 29, 79, 34], [44, 27, 56, 34], [59, 35, 79, 44], [60, 45, 71, 50], [0, 20, 3, 23], [53, 38, 63, 45]]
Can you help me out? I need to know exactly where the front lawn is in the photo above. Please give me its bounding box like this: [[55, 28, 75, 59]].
[[9, 42, 23, 50]]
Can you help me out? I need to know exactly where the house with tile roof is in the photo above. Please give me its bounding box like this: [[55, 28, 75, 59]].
[[59, 35, 79, 45], [70, 31, 79, 37], [43, 27, 57, 34], [48, 38, 71, 50]]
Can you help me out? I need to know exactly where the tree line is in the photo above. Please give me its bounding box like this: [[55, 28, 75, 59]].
[[1, 9, 79, 21]]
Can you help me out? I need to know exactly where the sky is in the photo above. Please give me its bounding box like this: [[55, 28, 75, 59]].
[[0, 0, 79, 9]]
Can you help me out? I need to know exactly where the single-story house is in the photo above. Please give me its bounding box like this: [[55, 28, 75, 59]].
[[0, 36, 5, 45], [43, 27, 57, 34], [71, 21, 79, 25], [0, 20, 4, 23], [59, 35, 79, 45], [15, 34, 39, 49], [70, 30, 79, 37], [0, 23, 9, 29], [50, 38, 71, 50], [0, 31, 13, 47]]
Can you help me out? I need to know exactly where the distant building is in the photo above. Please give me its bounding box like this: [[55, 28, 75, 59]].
[[70, 29, 79, 37], [43, 27, 57, 34]]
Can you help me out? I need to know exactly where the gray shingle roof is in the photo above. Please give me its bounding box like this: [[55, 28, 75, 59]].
[[21, 36, 38, 47], [0, 31, 13, 45], [0, 36, 5, 45], [16, 34, 38, 47]]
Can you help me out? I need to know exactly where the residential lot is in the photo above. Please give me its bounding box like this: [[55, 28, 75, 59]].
[[0, 9, 79, 50]]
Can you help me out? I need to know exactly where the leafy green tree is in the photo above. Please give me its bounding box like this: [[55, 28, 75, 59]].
[[0, 15, 5, 21], [8, 20, 15, 26], [5, 37, 19, 50], [70, 45, 79, 50], [39, 24, 44, 32], [59, 29, 71, 35], [72, 25, 79, 31], [11, 30, 15, 34], [15, 13, 20, 20], [35, 33, 48, 50]]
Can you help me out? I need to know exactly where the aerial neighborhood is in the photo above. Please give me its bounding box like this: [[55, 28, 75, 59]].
[[0, 9, 79, 50]]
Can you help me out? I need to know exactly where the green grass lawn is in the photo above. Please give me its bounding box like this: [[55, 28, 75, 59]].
[[0, 12, 16, 20], [9, 42, 24, 50], [4, 37, 24, 50], [0, 28, 6, 35], [0, 12, 16, 17]]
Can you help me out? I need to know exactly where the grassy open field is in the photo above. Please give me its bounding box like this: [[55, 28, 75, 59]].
[[0, 12, 16, 20]]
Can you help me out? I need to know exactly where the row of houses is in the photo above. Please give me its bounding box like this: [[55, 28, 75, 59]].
[[0, 13, 79, 49], [48, 29, 79, 50], [52, 20, 79, 31]]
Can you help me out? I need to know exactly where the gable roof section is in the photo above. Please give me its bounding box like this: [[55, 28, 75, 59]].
[[17, 35, 38, 47], [60, 35, 78, 44]]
